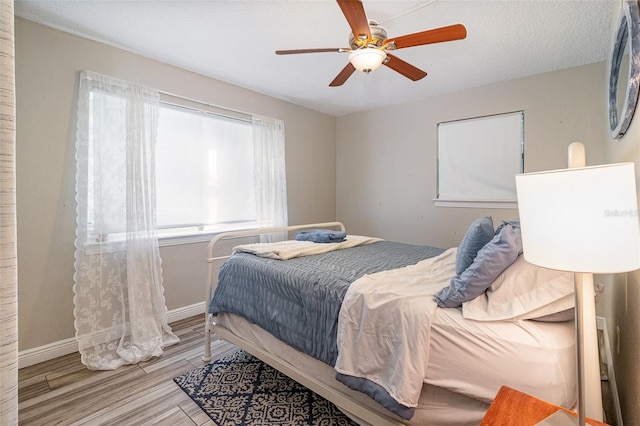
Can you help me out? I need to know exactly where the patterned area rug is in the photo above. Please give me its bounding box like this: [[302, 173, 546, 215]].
[[173, 349, 358, 425]]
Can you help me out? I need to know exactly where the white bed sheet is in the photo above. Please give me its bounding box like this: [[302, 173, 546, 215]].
[[214, 307, 575, 425], [426, 306, 576, 407]]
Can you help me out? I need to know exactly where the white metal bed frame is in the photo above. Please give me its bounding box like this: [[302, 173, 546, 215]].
[[202, 221, 407, 426]]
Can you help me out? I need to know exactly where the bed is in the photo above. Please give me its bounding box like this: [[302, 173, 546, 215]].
[[202, 221, 579, 425]]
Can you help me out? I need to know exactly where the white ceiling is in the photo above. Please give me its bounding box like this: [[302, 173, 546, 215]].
[[14, 0, 616, 116]]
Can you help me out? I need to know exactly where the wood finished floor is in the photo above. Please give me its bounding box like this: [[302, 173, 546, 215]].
[[18, 315, 239, 426], [18, 315, 618, 426]]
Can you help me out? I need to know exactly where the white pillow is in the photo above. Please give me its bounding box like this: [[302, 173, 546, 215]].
[[462, 255, 574, 321]]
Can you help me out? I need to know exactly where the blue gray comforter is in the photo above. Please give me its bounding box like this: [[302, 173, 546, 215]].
[[209, 240, 444, 367]]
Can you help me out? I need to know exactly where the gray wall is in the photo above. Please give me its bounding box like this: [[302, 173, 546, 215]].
[[15, 18, 337, 351], [595, 2, 640, 423], [336, 62, 607, 249], [335, 50, 640, 423], [605, 12, 640, 421]]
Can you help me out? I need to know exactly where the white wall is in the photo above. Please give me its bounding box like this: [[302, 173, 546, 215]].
[[15, 18, 337, 351], [336, 62, 607, 249]]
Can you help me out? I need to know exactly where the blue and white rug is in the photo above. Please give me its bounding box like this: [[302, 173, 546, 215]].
[[173, 349, 358, 425]]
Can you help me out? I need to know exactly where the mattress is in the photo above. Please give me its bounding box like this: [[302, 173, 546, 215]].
[[214, 304, 575, 425], [214, 312, 490, 426], [426, 306, 576, 407]]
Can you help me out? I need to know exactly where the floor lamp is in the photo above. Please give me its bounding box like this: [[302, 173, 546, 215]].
[[515, 150, 640, 425]]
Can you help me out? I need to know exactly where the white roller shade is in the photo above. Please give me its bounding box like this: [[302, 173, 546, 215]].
[[436, 111, 524, 207]]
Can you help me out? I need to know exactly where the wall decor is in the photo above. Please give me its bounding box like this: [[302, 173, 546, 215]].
[[609, 0, 640, 139]]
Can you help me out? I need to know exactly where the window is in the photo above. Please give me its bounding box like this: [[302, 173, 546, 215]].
[[84, 84, 287, 246], [155, 103, 258, 240], [435, 111, 524, 208]]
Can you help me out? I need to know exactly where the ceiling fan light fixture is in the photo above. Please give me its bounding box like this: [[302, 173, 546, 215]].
[[348, 48, 387, 73]]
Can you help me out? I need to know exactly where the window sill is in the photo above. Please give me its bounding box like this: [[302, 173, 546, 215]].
[[433, 199, 518, 209], [157, 224, 261, 247], [158, 231, 221, 247], [81, 224, 265, 253]]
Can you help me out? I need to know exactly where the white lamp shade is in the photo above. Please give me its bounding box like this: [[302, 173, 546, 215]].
[[349, 48, 387, 72], [516, 163, 640, 273]]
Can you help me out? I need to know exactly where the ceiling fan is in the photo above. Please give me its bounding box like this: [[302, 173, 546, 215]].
[[275, 0, 467, 87]]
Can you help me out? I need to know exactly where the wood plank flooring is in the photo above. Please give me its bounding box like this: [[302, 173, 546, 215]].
[[18, 315, 238, 426], [19, 315, 618, 426]]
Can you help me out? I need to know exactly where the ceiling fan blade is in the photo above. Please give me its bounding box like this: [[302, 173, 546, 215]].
[[276, 48, 346, 55], [384, 53, 427, 81], [337, 0, 371, 41], [385, 23, 467, 49], [329, 63, 356, 87]]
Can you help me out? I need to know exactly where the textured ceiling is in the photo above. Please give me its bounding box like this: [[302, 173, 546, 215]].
[[14, 0, 616, 116]]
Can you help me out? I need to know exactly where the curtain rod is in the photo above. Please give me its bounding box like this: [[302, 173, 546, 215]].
[[158, 90, 253, 120], [161, 99, 251, 124]]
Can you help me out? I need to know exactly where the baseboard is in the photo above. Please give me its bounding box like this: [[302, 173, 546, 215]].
[[166, 301, 206, 323], [18, 302, 206, 369], [596, 316, 623, 426], [18, 337, 79, 369]]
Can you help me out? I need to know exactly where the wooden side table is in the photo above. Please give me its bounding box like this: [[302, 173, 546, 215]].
[[481, 386, 609, 426]]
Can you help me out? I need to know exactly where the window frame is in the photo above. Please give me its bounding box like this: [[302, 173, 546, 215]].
[[154, 99, 259, 246], [83, 88, 264, 248], [154, 96, 260, 246]]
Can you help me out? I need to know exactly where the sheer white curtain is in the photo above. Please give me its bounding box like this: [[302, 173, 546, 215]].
[[252, 115, 288, 242], [0, 0, 18, 422], [74, 71, 178, 370]]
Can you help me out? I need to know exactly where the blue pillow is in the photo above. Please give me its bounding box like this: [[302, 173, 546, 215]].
[[436, 224, 523, 308], [294, 229, 346, 243], [455, 216, 494, 275], [494, 218, 520, 234]]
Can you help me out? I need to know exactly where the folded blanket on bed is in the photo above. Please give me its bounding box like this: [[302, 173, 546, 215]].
[[294, 229, 347, 243], [334, 248, 458, 419], [232, 235, 382, 260]]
